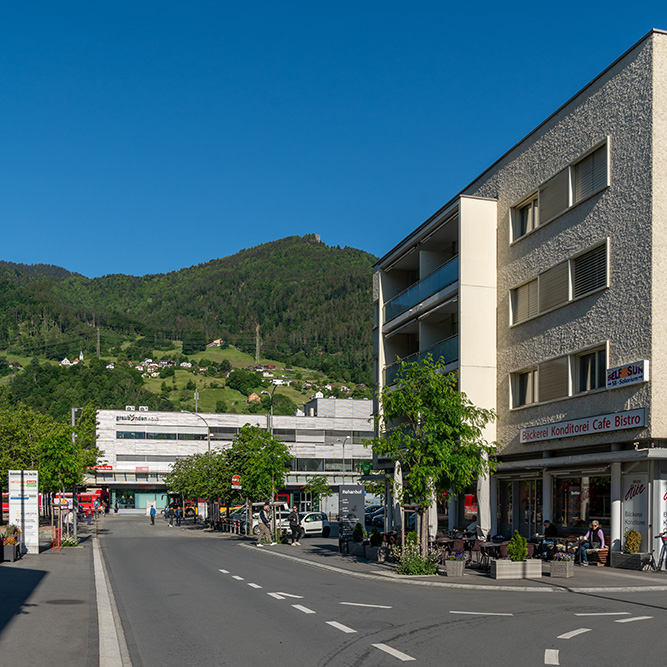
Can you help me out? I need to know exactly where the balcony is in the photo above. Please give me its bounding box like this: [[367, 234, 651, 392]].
[[384, 256, 459, 323], [384, 335, 459, 386]]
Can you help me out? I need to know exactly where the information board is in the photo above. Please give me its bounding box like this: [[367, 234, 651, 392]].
[[338, 485, 365, 541], [8, 470, 39, 555]]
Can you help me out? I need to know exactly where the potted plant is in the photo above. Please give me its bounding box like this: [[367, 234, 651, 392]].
[[490, 530, 542, 579], [612, 529, 649, 569], [349, 522, 366, 557], [365, 527, 383, 561], [2, 525, 22, 562], [550, 551, 574, 578], [443, 550, 466, 577]]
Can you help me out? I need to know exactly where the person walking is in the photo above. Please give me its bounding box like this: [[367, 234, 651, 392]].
[[66, 509, 74, 535], [150, 505, 156, 525], [288, 505, 303, 546], [176, 507, 183, 527], [168, 506, 174, 527], [114, 501, 118, 514], [256, 502, 275, 546]]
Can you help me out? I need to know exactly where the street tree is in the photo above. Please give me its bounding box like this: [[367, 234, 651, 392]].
[[163, 450, 230, 503], [372, 356, 497, 554], [303, 475, 333, 510]]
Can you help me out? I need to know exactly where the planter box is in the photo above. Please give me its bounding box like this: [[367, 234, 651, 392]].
[[364, 545, 380, 561], [611, 551, 650, 570], [550, 560, 574, 578], [443, 560, 465, 577], [348, 543, 366, 557], [490, 559, 542, 580], [3, 543, 20, 562]]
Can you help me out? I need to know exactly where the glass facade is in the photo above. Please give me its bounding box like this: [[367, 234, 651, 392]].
[[553, 475, 610, 536]]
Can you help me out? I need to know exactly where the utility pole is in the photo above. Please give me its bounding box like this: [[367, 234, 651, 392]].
[[96, 326, 101, 358], [255, 322, 260, 365]]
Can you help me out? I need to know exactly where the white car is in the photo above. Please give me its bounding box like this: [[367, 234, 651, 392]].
[[298, 512, 331, 537], [251, 511, 291, 535]]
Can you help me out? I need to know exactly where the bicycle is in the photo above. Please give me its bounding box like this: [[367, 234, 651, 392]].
[[643, 533, 667, 571]]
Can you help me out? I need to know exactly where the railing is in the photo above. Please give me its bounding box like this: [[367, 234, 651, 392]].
[[384, 256, 459, 323], [384, 335, 459, 386]]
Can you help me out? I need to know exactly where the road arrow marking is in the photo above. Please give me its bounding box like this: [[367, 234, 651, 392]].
[[557, 628, 591, 639], [292, 604, 316, 614], [372, 644, 415, 661], [267, 593, 285, 600], [326, 621, 357, 634]]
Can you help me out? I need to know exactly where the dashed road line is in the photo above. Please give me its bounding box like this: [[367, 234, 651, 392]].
[[292, 604, 316, 614], [615, 616, 653, 623], [326, 621, 357, 633], [372, 643, 416, 662], [544, 648, 559, 665], [247, 583, 262, 589], [219, 569, 229, 574], [340, 602, 392, 608], [232, 575, 244, 581], [558, 628, 591, 639], [275, 592, 304, 598], [267, 592, 285, 600], [450, 611, 513, 616], [574, 612, 629, 616]]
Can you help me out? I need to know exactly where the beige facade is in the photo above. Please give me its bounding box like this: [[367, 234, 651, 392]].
[[374, 30, 667, 560]]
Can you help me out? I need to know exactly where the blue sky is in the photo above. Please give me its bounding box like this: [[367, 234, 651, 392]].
[[3, 2, 667, 277]]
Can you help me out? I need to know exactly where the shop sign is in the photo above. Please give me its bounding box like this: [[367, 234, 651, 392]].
[[8, 470, 39, 555], [520, 409, 645, 444], [339, 485, 365, 541], [116, 414, 159, 422], [92, 465, 113, 471], [136, 466, 149, 472], [606, 360, 649, 389], [622, 473, 648, 549], [652, 479, 667, 544]]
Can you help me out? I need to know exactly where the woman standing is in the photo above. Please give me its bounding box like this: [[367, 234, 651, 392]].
[[289, 505, 303, 546]]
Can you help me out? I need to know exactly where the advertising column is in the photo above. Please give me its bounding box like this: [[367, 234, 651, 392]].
[[621, 473, 648, 552], [8, 470, 40, 555]]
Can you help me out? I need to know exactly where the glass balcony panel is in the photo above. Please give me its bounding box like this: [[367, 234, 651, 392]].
[[384, 335, 459, 386], [384, 257, 459, 323]]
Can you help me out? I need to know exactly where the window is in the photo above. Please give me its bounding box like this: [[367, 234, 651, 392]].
[[538, 356, 569, 402], [513, 195, 538, 239], [573, 244, 607, 298], [511, 241, 608, 325], [511, 139, 609, 242], [573, 144, 608, 204], [576, 347, 606, 393], [513, 368, 537, 407]]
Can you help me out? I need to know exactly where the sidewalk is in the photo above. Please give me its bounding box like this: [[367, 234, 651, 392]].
[[0, 521, 99, 667]]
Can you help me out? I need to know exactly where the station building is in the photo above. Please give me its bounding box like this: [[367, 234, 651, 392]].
[[373, 29, 667, 560], [89, 397, 374, 513]]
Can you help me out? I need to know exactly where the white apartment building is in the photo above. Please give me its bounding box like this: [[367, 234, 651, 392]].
[[374, 29, 667, 561], [90, 397, 374, 513]]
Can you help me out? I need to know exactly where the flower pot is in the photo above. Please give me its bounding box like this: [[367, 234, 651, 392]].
[[364, 545, 380, 561], [550, 560, 574, 578], [490, 559, 542, 580], [611, 551, 650, 570], [3, 543, 20, 562], [444, 560, 465, 577]]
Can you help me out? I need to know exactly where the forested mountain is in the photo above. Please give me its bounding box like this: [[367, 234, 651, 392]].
[[0, 235, 377, 384]]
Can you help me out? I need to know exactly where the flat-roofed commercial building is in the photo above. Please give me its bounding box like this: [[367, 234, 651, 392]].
[[374, 29, 667, 561], [91, 397, 374, 513]]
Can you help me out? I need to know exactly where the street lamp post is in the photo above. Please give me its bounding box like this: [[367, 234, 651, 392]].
[[342, 435, 351, 475]]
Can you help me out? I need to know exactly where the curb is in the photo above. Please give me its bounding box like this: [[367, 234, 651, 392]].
[[239, 544, 667, 593]]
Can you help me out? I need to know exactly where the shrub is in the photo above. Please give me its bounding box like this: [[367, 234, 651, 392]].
[[352, 522, 365, 543], [61, 534, 80, 547], [369, 527, 383, 547], [624, 529, 642, 554], [393, 542, 439, 575], [405, 530, 418, 546], [507, 530, 527, 562]]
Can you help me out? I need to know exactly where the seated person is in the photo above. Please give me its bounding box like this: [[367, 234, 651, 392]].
[[465, 515, 478, 535], [537, 520, 558, 557], [577, 520, 605, 566]]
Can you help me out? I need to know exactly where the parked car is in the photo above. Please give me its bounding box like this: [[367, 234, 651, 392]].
[[251, 510, 291, 535], [366, 508, 384, 525], [364, 504, 383, 515], [371, 509, 385, 527], [298, 512, 331, 537]]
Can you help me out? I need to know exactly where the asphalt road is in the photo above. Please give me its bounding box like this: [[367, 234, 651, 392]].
[[100, 517, 667, 666]]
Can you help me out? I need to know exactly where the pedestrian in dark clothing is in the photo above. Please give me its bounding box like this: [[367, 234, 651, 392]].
[[176, 507, 183, 526], [150, 505, 156, 525], [288, 505, 303, 546], [168, 507, 174, 527]]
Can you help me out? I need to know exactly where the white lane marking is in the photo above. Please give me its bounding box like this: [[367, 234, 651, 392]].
[[219, 569, 229, 574], [558, 628, 591, 639], [267, 592, 285, 600], [372, 644, 416, 662], [575, 612, 629, 616], [326, 621, 357, 634], [292, 604, 316, 614], [275, 592, 304, 598], [248, 583, 262, 589], [449, 611, 513, 616], [615, 616, 653, 623], [340, 602, 392, 609], [544, 648, 560, 665], [232, 575, 244, 581]]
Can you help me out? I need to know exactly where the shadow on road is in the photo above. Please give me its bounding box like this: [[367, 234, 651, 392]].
[[0, 565, 46, 636]]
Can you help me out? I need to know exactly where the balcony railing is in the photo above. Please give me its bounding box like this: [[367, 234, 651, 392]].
[[383, 335, 459, 386], [384, 256, 459, 323]]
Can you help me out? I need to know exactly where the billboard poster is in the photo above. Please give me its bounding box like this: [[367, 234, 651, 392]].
[[653, 478, 667, 541], [338, 485, 365, 542], [622, 473, 649, 551], [8, 470, 40, 555]]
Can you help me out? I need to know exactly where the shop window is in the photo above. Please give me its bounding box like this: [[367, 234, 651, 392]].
[[553, 475, 610, 534]]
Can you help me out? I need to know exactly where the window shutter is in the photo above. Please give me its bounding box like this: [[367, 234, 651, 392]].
[[573, 244, 607, 298], [538, 356, 569, 402], [539, 169, 569, 223], [539, 261, 569, 312], [574, 145, 607, 203], [512, 279, 538, 324]]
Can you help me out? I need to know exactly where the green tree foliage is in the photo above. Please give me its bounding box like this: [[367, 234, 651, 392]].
[[372, 356, 497, 552], [182, 331, 207, 355], [163, 450, 230, 502], [303, 475, 333, 509], [227, 368, 264, 396], [225, 425, 291, 502]]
